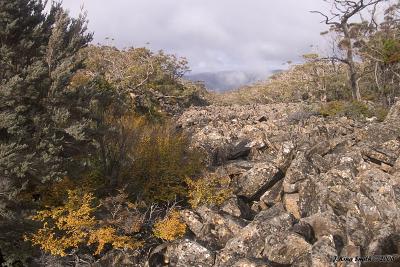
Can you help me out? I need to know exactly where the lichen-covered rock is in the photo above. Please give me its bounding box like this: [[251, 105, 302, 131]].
[[263, 232, 312, 265], [232, 162, 283, 200], [301, 212, 346, 241], [355, 169, 400, 228], [181, 206, 248, 248], [311, 236, 338, 267], [366, 225, 400, 256], [215, 205, 295, 266], [180, 210, 205, 238], [283, 152, 316, 193], [220, 196, 254, 220], [292, 221, 315, 244], [260, 179, 283, 208], [164, 240, 215, 267]]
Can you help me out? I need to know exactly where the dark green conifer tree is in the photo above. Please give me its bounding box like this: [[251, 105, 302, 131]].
[[0, 1, 98, 263]]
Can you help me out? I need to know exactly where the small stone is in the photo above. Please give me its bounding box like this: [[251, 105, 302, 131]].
[[283, 193, 301, 219], [260, 180, 283, 207]]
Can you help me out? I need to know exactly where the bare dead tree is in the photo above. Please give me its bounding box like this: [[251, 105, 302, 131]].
[[311, 0, 387, 101]]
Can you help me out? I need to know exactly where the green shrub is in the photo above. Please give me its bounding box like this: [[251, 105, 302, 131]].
[[374, 106, 389, 122], [318, 101, 346, 117], [344, 101, 373, 118], [318, 101, 373, 119]]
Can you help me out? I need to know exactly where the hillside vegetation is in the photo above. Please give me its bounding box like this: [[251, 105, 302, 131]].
[[213, 4, 400, 117]]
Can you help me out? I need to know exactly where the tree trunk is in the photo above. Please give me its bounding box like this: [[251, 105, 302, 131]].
[[343, 23, 362, 101], [349, 68, 361, 101]]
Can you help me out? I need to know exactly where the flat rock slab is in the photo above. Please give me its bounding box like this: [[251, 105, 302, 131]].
[[230, 162, 283, 200]]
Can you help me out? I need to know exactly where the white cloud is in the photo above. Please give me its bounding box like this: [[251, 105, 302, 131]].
[[61, 0, 331, 75]]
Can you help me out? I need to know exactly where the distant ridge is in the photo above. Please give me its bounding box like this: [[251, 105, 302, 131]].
[[186, 70, 275, 92]]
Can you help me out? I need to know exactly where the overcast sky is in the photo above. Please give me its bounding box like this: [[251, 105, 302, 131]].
[[61, 0, 333, 76]]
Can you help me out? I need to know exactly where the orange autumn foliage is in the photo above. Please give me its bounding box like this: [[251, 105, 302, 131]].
[[25, 190, 142, 256], [153, 209, 187, 241]]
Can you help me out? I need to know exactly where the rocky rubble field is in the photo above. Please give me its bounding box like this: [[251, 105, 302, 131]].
[[150, 102, 400, 267]]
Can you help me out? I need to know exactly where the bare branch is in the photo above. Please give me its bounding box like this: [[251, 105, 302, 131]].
[[320, 56, 350, 65], [310, 10, 341, 26]]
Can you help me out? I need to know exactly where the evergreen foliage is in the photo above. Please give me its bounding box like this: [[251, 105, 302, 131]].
[[0, 1, 103, 264], [0, 0, 93, 203]]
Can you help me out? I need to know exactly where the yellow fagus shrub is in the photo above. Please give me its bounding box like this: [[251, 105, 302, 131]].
[[25, 190, 141, 256], [87, 227, 138, 255], [20, 175, 104, 208], [94, 110, 204, 203], [153, 210, 186, 241], [186, 175, 233, 209], [130, 122, 204, 203], [40, 176, 95, 207]]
